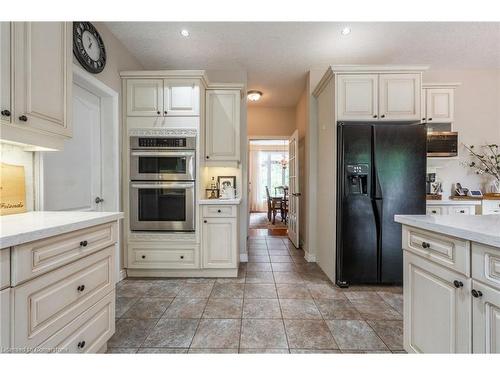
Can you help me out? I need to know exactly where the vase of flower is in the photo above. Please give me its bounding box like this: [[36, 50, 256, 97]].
[[462, 143, 500, 197]]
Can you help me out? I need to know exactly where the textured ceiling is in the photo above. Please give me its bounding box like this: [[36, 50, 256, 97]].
[[105, 22, 500, 107]]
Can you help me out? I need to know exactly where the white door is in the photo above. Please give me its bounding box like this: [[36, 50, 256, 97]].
[[425, 88, 454, 123], [41, 84, 102, 211], [378, 73, 421, 121], [202, 218, 237, 268], [337, 74, 378, 121], [404, 251, 471, 353], [288, 130, 300, 248], [126, 79, 163, 117], [472, 280, 500, 353], [164, 79, 200, 116]]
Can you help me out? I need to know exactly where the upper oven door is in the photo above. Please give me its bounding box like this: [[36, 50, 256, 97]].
[[130, 150, 195, 181]]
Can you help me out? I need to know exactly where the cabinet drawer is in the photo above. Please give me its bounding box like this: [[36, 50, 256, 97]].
[[1, 250, 10, 289], [482, 200, 500, 215], [39, 291, 114, 353], [426, 206, 444, 215], [13, 246, 114, 348], [402, 226, 470, 276], [472, 243, 500, 290], [12, 222, 117, 285], [448, 206, 475, 215], [202, 205, 237, 218], [128, 243, 199, 269]]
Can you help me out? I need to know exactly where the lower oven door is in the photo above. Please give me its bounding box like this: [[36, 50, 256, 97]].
[[130, 181, 195, 231]]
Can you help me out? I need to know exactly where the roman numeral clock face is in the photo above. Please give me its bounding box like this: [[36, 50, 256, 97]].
[[73, 22, 106, 74]]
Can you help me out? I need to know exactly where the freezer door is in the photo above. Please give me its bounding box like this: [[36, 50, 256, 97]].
[[373, 124, 426, 284], [337, 124, 378, 284]]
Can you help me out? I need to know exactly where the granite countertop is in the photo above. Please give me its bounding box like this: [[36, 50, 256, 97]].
[[394, 214, 500, 248], [198, 198, 242, 205], [426, 199, 482, 206], [0, 211, 124, 248]]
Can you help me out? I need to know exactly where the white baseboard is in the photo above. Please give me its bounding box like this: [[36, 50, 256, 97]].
[[304, 250, 316, 262], [239, 253, 248, 262], [118, 268, 127, 282]]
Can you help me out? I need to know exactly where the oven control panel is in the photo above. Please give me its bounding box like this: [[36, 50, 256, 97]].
[[139, 137, 186, 147]]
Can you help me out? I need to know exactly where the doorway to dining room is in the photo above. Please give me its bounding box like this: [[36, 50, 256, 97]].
[[248, 138, 290, 235]]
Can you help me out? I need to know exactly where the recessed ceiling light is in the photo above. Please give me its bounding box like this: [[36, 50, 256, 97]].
[[247, 90, 263, 102], [180, 29, 190, 37], [341, 27, 351, 36]]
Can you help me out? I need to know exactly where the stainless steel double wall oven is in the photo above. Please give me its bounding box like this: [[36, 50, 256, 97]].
[[129, 136, 196, 231]]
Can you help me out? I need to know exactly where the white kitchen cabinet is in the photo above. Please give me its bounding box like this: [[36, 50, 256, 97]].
[[424, 88, 454, 123], [0, 288, 10, 351], [379, 74, 421, 121], [164, 79, 200, 116], [205, 90, 241, 162], [126, 79, 164, 117], [202, 206, 238, 269], [472, 280, 500, 353], [337, 74, 378, 121], [0, 22, 12, 126], [13, 22, 72, 137], [404, 251, 471, 353]]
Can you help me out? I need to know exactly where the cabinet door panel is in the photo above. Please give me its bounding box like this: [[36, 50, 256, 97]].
[[126, 79, 163, 116], [379, 73, 421, 120], [13, 22, 72, 136], [337, 74, 378, 120], [1, 22, 12, 125], [426, 88, 454, 123], [164, 79, 199, 116], [205, 90, 240, 161], [404, 251, 471, 353], [472, 280, 500, 353], [0, 288, 10, 350], [202, 218, 237, 269]]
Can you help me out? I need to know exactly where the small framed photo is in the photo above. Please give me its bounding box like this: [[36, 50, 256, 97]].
[[217, 176, 236, 190], [205, 188, 219, 199]]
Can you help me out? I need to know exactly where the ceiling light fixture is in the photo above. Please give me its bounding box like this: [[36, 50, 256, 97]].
[[341, 27, 351, 36], [180, 29, 190, 37], [247, 90, 263, 102]]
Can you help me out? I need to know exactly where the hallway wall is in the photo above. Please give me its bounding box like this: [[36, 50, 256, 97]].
[[248, 107, 296, 137]]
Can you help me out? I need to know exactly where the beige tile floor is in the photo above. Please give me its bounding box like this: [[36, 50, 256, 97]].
[[107, 234, 405, 354]]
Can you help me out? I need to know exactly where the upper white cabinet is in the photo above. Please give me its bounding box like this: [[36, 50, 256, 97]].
[[126, 78, 199, 117], [337, 74, 378, 121], [0, 22, 72, 149], [379, 73, 421, 120], [205, 89, 240, 162], [421, 84, 459, 124]]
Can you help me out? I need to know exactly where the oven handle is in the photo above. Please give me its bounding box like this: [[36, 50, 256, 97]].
[[131, 182, 195, 189], [130, 151, 195, 157]]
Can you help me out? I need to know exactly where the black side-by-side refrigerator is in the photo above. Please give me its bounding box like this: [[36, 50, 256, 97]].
[[336, 122, 426, 286]]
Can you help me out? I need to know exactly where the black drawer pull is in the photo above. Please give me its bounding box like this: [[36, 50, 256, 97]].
[[421, 241, 430, 249], [206, 156, 210, 159], [428, 118, 433, 121], [142, 255, 146, 259], [380, 114, 385, 118], [1, 109, 11, 117], [18, 115, 28, 122], [204, 220, 207, 223], [431, 210, 437, 214], [80, 240, 88, 247], [156, 111, 160, 115], [217, 209, 222, 213], [471, 289, 483, 298], [77, 340, 86, 349], [453, 280, 463, 288], [180, 255, 184, 259], [77, 285, 85, 292]]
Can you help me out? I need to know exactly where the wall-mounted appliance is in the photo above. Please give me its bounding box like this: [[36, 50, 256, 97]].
[[427, 131, 458, 157], [129, 135, 196, 232]]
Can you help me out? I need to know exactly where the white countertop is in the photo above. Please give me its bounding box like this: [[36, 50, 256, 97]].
[[394, 214, 500, 248], [0, 211, 124, 248], [426, 199, 481, 206], [198, 198, 242, 205]]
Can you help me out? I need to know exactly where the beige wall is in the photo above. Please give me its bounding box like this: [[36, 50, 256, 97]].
[[248, 107, 296, 137], [424, 69, 500, 195]]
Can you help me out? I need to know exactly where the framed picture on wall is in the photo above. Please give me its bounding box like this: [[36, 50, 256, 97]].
[[217, 176, 236, 190]]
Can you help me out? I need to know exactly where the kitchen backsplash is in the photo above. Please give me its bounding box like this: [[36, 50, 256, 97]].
[[0, 143, 35, 211]]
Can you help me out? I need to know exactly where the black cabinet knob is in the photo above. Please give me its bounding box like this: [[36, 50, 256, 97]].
[[421, 241, 430, 249], [373, 115, 377, 118], [180, 255, 184, 259], [77, 285, 85, 292], [471, 289, 483, 298], [217, 209, 222, 213], [77, 341, 86, 349], [1, 109, 11, 117], [204, 220, 207, 223], [164, 111, 168, 115], [80, 240, 88, 247], [18, 115, 28, 122], [142, 255, 146, 259], [432, 210, 437, 214], [459, 210, 465, 213], [206, 156, 210, 159], [428, 118, 433, 121], [453, 280, 463, 288], [422, 117, 426, 121], [156, 111, 160, 115], [380, 114, 385, 118]]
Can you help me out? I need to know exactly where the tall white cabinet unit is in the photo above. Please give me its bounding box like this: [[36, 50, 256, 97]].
[[0, 22, 72, 150], [312, 65, 428, 283]]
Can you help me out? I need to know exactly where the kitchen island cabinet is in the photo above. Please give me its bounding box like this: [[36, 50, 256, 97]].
[[395, 214, 500, 353]]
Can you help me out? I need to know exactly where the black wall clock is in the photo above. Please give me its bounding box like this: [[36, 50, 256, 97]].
[[73, 22, 107, 74]]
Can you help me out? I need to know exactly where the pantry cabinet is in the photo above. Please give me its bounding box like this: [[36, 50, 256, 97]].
[[336, 72, 422, 121], [126, 78, 199, 117], [205, 89, 241, 162], [0, 22, 72, 149]]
